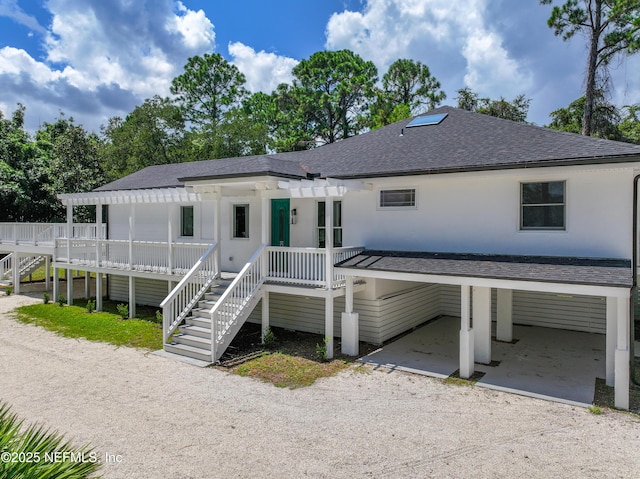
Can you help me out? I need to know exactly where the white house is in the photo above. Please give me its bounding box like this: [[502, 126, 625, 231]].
[[2, 106, 639, 409]]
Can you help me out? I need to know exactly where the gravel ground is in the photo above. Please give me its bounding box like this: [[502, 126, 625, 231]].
[[1, 291, 640, 479]]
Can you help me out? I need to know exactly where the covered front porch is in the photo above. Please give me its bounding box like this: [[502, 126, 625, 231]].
[[337, 251, 634, 410]]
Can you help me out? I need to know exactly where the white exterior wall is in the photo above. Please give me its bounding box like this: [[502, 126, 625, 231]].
[[345, 165, 635, 259], [220, 195, 262, 272]]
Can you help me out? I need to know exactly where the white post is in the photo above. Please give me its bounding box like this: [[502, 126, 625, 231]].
[[496, 288, 513, 342], [44, 255, 50, 291], [66, 203, 72, 264], [214, 189, 221, 275], [129, 275, 136, 318], [261, 191, 270, 276], [261, 291, 270, 342], [341, 275, 359, 356], [325, 197, 334, 289], [84, 272, 90, 299], [96, 273, 103, 311], [12, 253, 19, 294], [473, 286, 492, 364], [128, 204, 136, 270], [96, 202, 102, 268], [459, 285, 474, 378], [167, 210, 173, 275], [66, 267, 73, 305], [606, 296, 617, 387], [53, 267, 59, 301], [325, 294, 334, 360], [614, 295, 630, 410]]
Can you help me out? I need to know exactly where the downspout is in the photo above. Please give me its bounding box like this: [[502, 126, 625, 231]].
[[632, 174, 640, 385]]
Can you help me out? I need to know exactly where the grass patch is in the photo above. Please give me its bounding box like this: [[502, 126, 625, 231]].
[[235, 352, 350, 388], [588, 405, 604, 415], [444, 369, 485, 386], [15, 302, 162, 350]]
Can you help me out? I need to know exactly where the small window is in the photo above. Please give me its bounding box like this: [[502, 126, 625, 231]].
[[180, 206, 194, 237], [379, 189, 416, 208], [521, 181, 565, 230], [233, 204, 249, 238], [317, 201, 342, 248]]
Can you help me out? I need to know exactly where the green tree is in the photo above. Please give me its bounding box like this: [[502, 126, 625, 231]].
[[170, 53, 248, 127], [291, 50, 378, 144], [619, 104, 640, 143], [547, 92, 622, 139], [101, 96, 185, 180], [455, 88, 531, 123], [381, 59, 446, 113], [541, 0, 640, 136]]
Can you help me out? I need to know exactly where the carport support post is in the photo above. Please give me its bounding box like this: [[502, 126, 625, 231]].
[[53, 267, 59, 301], [614, 295, 630, 410], [473, 286, 492, 364], [44, 255, 50, 291], [606, 297, 617, 387], [459, 285, 474, 378], [128, 276, 136, 319], [12, 253, 20, 294], [496, 289, 513, 342], [341, 275, 359, 356], [324, 197, 334, 360], [261, 291, 270, 343], [66, 203, 73, 305]]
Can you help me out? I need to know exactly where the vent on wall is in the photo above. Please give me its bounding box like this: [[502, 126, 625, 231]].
[[406, 113, 448, 128]]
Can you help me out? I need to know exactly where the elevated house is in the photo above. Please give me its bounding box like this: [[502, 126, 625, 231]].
[[1, 106, 639, 409]]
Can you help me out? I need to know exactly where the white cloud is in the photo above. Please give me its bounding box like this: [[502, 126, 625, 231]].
[[228, 42, 298, 93], [0, 0, 46, 34], [0, 0, 216, 132], [325, 0, 533, 103]]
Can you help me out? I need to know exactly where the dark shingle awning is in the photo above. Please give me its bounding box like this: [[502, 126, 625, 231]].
[[336, 250, 632, 288]]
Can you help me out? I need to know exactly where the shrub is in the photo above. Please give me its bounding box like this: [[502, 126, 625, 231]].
[[116, 303, 129, 319], [43, 292, 50, 304], [262, 326, 276, 348], [5, 287, 12, 296], [316, 336, 330, 362], [56, 295, 66, 307], [85, 299, 95, 314], [154, 310, 163, 324]]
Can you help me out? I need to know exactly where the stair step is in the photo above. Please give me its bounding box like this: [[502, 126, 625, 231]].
[[172, 333, 211, 349], [164, 343, 211, 362], [185, 316, 211, 328], [179, 324, 210, 338]]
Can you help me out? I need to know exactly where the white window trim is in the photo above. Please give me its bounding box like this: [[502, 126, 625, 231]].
[[376, 187, 418, 210], [519, 180, 567, 232], [231, 203, 250, 240], [179, 205, 194, 238]]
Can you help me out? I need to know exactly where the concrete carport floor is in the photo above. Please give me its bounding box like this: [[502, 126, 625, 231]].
[[359, 316, 606, 406]]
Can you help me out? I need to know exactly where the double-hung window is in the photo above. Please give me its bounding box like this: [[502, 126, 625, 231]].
[[520, 181, 565, 230], [233, 204, 249, 238], [317, 201, 342, 248], [180, 206, 194, 237]]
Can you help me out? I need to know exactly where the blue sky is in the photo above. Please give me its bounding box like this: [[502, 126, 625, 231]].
[[0, 0, 639, 133]]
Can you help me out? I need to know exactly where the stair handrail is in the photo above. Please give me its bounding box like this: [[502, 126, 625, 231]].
[[209, 243, 267, 361], [161, 241, 218, 343]]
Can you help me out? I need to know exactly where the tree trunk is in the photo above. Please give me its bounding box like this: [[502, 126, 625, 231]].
[[583, 0, 602, 136]]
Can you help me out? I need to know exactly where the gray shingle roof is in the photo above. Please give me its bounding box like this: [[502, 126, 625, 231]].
[[96, 106, 640, 191], [336, 250, 632, 288]]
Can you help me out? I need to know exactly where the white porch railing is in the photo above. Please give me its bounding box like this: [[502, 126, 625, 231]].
[[54, 238, 211, 275], [0, 223, 106, 246], [266, 246, 364, 288], [161, 242, 219, 343], [210, 244, 266, 361]]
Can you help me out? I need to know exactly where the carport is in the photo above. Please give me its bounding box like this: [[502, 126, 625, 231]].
[[337, 251, 633, 409]]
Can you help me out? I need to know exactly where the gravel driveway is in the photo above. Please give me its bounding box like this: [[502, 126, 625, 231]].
[[1, 292, 639, 479]]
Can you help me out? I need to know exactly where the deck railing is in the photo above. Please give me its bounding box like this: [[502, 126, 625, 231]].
[[0, 223, 106, 246], [54, 238, 211, 275], [266, 246, 364, 288], [161, 242, 219, 343]]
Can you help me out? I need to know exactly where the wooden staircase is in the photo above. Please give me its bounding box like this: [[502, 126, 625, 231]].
[[0, 254, 47, 286], [164, 277, 233, 362]]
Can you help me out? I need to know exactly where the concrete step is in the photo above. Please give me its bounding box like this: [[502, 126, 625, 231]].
[[172, 333, 211, 349], [179, 324, 210, 339], [164, 342, 211, 362]]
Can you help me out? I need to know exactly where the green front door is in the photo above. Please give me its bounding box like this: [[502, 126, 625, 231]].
[[271, 199, 290, 246]]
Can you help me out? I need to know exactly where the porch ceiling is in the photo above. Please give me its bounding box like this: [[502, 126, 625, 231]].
[[336, 250, 632, 294]]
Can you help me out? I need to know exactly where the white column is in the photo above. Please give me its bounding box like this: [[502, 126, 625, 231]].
[[167, 208, 173, 275], [128, 275, 136, 318], [606, 296, 617, 387], [53, 267, 59, 301], [261, 291, 270, 342], [473, 286, 492, 364], [66, 267, 73, 305], [12, 253, 19, 294], [325, 197, 334, 290], [45, 255, 50, 291], [325, 294, 334, 360], [84, 272, 90, 299], [341, 275, 359, 356], [496, 288, 513, 342], [96, 273, 103, 311], [214, 189, 221, 275], [128, 204, 136, 270], [66, 203, 72, 266], [614, 295, 630, 410], [261, 191, 269, 244], [459, 285, 474, 378]]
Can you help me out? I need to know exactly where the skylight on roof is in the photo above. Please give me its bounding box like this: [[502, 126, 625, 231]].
[[406, 113, 448, 128]]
